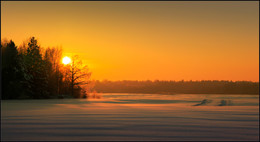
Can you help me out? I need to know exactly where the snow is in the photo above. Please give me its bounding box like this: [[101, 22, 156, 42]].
[[1, 94, 259, 141]]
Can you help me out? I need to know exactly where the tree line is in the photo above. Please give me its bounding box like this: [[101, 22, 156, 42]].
[[1, 37, 91, 99], [2, 37, 258, 99], [93, 80, 259, 94]]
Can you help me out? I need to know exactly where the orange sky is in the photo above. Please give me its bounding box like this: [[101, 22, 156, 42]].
[[1, 1, 259, 81]]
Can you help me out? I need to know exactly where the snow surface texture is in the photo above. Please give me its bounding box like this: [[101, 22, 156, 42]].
[[1, 94, 259, 141]]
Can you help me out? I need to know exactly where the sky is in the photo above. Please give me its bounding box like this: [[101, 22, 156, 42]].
[[1, 1, 259, 81]]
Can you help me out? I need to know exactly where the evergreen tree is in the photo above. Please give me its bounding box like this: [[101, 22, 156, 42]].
[[23, 37, 49, 98], [2, 40, 25, 99]]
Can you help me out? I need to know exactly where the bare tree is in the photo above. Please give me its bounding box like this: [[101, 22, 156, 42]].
[[43, 46, 63, 96], [64, 55, 91, 97]]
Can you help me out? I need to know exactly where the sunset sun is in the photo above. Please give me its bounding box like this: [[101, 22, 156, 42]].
[[62, 56, 71, 65]]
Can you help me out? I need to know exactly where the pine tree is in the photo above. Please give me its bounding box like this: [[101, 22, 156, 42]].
[[23, 37, 49, 98], [2, 40, 25, 99]]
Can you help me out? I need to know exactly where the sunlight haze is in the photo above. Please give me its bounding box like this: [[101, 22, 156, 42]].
[[1, 1, 259, 81]]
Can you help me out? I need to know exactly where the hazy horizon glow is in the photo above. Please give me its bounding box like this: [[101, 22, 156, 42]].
[[1, 1, 259, 81]]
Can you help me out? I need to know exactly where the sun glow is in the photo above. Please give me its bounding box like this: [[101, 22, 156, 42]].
[[62, 56, 71, 65]]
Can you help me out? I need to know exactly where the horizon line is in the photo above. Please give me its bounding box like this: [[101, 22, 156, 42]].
[[92, 79, 259, 83]]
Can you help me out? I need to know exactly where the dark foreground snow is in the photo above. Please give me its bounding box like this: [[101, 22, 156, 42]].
[[1, 94, 259, 141]]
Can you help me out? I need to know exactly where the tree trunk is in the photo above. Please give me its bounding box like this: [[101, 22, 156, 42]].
[[71, 60, 74, 97]]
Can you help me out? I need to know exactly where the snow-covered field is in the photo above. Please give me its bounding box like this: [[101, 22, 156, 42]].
[[1, 94, 259, 141]]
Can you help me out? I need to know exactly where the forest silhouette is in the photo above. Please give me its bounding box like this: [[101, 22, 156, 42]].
[[1, 37, 91, 99], [1, 37, 259, 100], [93, 80, 259, 95]]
